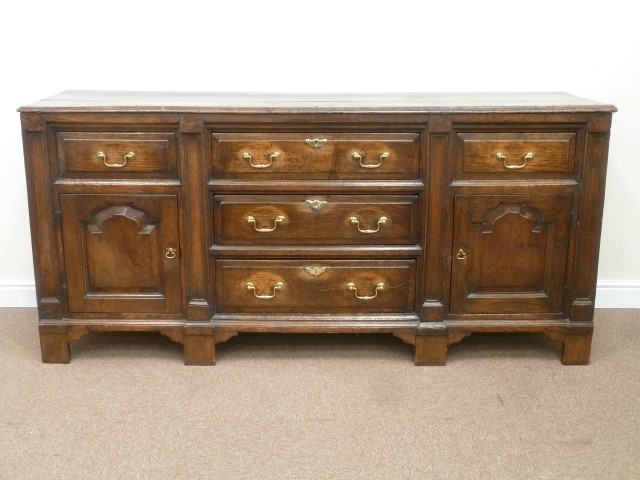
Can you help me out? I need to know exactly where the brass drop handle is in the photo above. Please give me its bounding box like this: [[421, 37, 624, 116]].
[[246, 281, 284, 299], [352, 151, 390, 169], [165, 247, 177, 259], [496, 152, 534, 170], [98, 151, 135, 168], [243, 151, 280, 169], [456, 248, 467, 260], [347, 282, 385, 300], [246, 215, 286, 232], [348, 216, 388, 233], [305, 138, 328, 149]]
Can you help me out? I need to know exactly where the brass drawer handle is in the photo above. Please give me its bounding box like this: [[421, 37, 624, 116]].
[[165, 247, 177, 259], [246, 281, 284, 299], [246, 215, 286, 232], [243, 151, 280, 169], [456, 248, 467, 260], [496, 152, 534, 170], [347, 282, 385, 300], [352, 151, 390, 169], [348, 216, 388, 233], [98, 151, 135, 168], [305, 138, 328, 149]]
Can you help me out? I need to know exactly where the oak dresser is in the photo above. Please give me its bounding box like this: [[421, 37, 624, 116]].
[[19, 91, 616, 365]]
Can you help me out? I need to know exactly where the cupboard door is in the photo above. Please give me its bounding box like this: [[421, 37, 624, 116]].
[[451, 195, 572, 314], [60, 195, 182, 314]]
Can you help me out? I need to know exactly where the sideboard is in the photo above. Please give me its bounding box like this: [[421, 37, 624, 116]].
[[19, 91, 616, 365]]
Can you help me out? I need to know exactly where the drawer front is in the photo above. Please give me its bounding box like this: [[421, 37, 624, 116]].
[[57, 132, 177, 177], [214, 194, 420, 245], [211, 132, 421, 179], [215, 259, 416, 313], [454, 132, 576, 178]]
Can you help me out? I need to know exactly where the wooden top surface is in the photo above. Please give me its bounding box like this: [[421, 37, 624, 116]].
[[18, 91, 617, 113]]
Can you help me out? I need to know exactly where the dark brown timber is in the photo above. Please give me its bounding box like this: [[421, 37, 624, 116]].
[[19, 92, 615, 364]]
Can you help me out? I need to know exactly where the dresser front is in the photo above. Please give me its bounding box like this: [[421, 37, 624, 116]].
[[19, 92, 615, 365]]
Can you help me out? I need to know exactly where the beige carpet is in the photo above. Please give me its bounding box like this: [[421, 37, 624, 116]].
[[0, 308, 638, 479]]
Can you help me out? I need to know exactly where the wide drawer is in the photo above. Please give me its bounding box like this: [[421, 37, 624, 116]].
[[57, 132, 177, 177], [215, 259, 416, 313], [211, 132, 421, 179], [213, 194, 420, 245], [453, 132, 576, 178]]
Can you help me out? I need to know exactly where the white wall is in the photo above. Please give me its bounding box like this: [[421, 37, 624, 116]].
[[1, 0, 638, 307]]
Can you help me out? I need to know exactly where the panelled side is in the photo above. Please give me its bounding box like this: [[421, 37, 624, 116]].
[[21, 113, 62, 320]]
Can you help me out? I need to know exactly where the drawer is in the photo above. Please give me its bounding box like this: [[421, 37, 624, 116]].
[[57, 132, 177, 177], [213, 194, 420, 245], [211, 132, 421, 180], [453, 132, 576, 178], [215, 259, 416, 313]]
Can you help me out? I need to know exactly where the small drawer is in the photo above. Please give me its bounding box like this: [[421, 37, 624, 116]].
[[215, 259, 416, 314], [213, 194, 420, 245], [453, 132, 576, 178], [57, 132, 177, 177], [211, 132, 421, 180]]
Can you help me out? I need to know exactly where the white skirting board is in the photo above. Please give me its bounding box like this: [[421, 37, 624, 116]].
[[0, 286, 38, 308], [594, 281, 640, 309], [0, 283, 638, 309]]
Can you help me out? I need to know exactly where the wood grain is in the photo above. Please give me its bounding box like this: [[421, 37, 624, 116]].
[[214, 194, 419, 245], [211, 132, 421, 180], [57, 131, 177, 177]]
